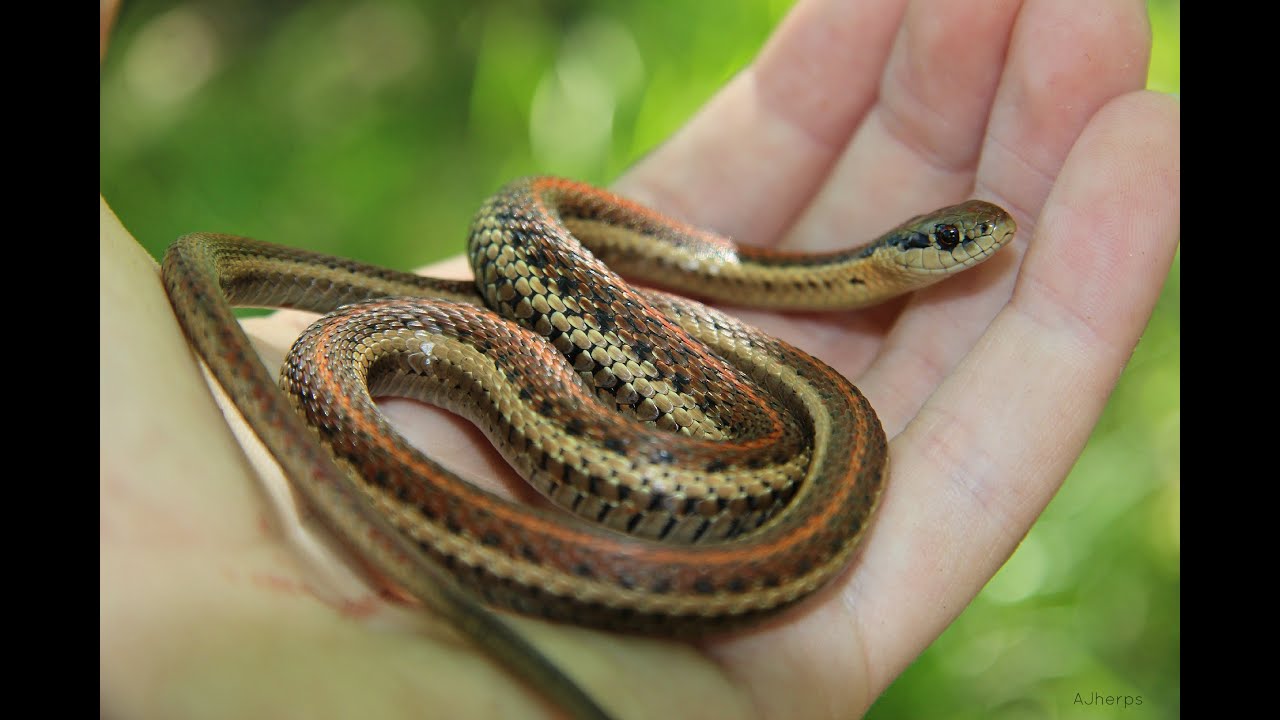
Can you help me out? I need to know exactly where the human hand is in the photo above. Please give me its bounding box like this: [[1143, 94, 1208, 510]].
[[102, 0, 1178, 718]]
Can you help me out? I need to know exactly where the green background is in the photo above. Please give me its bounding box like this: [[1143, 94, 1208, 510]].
[[101, 1, 1180, 717]]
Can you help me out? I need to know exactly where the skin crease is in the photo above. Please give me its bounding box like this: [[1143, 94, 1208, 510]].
[[100, 1, 1178, 718]]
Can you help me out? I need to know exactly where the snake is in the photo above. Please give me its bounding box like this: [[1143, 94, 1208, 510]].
[[161, 176, 1015, 719]]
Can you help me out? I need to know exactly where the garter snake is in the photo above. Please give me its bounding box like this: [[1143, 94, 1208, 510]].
[[162, 176, 1015, 718]]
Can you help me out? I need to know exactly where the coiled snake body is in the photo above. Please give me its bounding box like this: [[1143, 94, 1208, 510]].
[[162, 176, 1015, 718]]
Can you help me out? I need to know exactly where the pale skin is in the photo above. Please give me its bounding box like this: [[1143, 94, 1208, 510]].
[[100, 0, 1179, 717]]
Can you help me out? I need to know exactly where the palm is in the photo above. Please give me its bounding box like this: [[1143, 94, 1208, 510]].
[[109, 0, 1177, 718]]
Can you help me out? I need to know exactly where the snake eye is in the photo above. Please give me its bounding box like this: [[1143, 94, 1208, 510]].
[[934, 224, 961, 250]]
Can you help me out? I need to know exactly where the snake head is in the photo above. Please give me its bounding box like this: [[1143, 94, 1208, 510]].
[[877, 200, 1016, 275]]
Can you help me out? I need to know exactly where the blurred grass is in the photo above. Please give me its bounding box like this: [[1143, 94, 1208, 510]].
[[100, 1, 1179, 717]]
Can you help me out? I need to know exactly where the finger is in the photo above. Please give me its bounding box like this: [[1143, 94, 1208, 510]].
[[101, 200, 264, 544], [782, 0, 1023, 252], [616, 0, 912, 246], [854, 0, 1153, 435], [739, 0, 1022, 392], [979, 0, 1153, 223], [852, 91, 1178, 694]]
